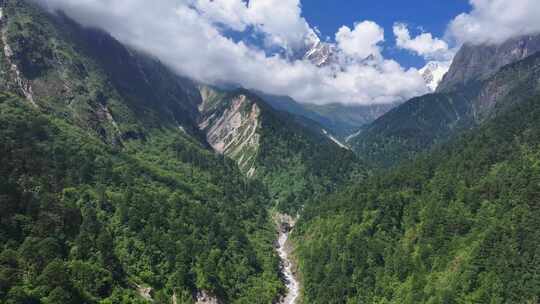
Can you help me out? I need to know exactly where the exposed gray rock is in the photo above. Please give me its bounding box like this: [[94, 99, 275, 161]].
[[438, 34, 540, 92], [1, 8, 37, 107], [198, 88, 261, 177], [136, 284, 153, 302], [195, 290, 221, 304]]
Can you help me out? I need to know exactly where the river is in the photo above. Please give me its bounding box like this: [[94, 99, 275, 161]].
[[277, 219, 300, 304]]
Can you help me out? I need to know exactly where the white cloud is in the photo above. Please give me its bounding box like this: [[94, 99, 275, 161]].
[[193, 0, 312, 51], [336, 21, 384, 59], [449, 0, 540, 45], [393, 23, 453, 61], [193, 0, 249, 32], [36, 0, 429, 105], [392, 23, 454, 91]]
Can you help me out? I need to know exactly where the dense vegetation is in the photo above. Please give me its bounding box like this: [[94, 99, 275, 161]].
[[198, 88, 365, 215], [252, 96, 365, 214], [3, 1, 540, 304], [349, 92, 475, 167], [0, 1, 363, 302], [0, 2, 292, 303], [0, 93, 282, 303], [293, 95, 540, 303]]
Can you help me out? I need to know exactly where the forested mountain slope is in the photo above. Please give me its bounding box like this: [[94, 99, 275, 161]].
[[198, 87, 363, 214], [8, 1, 540, 304], [0, 1, 281, 303], [0, 1, 365, 302], [349, 44, 540, 167], [2, 0, 362, 210], [293, 94, 540, 303], [0, 92, 283, 303], [0, 0, 205, 144]]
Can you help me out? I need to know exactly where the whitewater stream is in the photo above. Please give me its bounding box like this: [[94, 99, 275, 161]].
[[277, 223, 299, 304]]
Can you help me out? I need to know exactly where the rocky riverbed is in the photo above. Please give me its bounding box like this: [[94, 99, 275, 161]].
[[276, 214, 299, 304]]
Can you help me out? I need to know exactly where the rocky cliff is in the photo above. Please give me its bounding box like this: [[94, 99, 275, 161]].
[[199, 89, 261, 177], [438, 34, 540, 92], [350, 35, 540, 167]]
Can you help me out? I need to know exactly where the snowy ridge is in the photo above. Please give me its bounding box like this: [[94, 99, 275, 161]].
[[301, 31, 337, 67], [420, 61, 451, 92]]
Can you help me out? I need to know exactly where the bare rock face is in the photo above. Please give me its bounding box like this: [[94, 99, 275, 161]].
[[195, 290, 220, 304], [472, 51, 540, 120], [0, 8, 37, 107], [438, 34, 540, 92], [199, 88, 261, 177], [136, 285, 153, 302]]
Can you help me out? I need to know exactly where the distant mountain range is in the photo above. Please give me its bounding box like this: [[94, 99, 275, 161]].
[[257, 91, 399, 140]]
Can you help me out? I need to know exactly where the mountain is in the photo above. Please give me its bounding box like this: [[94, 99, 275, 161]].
[[293, 90, 540, 304], [290, 30, 540, 303], [259, 91, 398, 140], [4, 1, 540, 304], [0, 1, 288, 303], [301, 33, 337, 67], [251, 91, 339, 135], [252, 32, 402, 140], [438, 34, 540, 92], [304, 102, 399, 139], [300, 33, 540, 95], [290, 26, 540, 304], [420, 61, 451, 92], [0, 1, 363, 302], [0, 2, 207, 144], [197, 86, 363, 213], [349, 35, 540, 167]]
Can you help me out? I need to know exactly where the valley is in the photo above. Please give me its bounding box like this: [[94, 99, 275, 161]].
[[1, 1, 539, 304]]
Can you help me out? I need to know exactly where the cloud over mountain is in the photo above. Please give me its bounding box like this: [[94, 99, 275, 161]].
[[336, 21, 385, 60], [32, 0, 540, 105], [36, 0, 429, 105], [193, 0, 313, 51], [393, 23, 454, 61], [449, 0, 540, 45]]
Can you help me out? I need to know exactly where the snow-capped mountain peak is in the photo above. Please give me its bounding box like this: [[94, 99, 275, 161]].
[[419, 61, 451, 92], [304, 40, 336, 67], [299, 31, 337, 67]]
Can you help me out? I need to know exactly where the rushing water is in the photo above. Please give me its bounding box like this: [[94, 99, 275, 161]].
[[277, 228, 299, 304]]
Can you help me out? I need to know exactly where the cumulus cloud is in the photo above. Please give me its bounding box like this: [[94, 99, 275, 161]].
[[393, 23, 454, 61], [392, 23, 456, 91], [36, 0, 428, 105], [336, 21, 384, 59], [449, 0, 540, 45], [194, 0, 312, 51]]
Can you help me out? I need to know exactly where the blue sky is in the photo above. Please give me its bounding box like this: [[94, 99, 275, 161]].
[[301, 0, 471, 68]]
